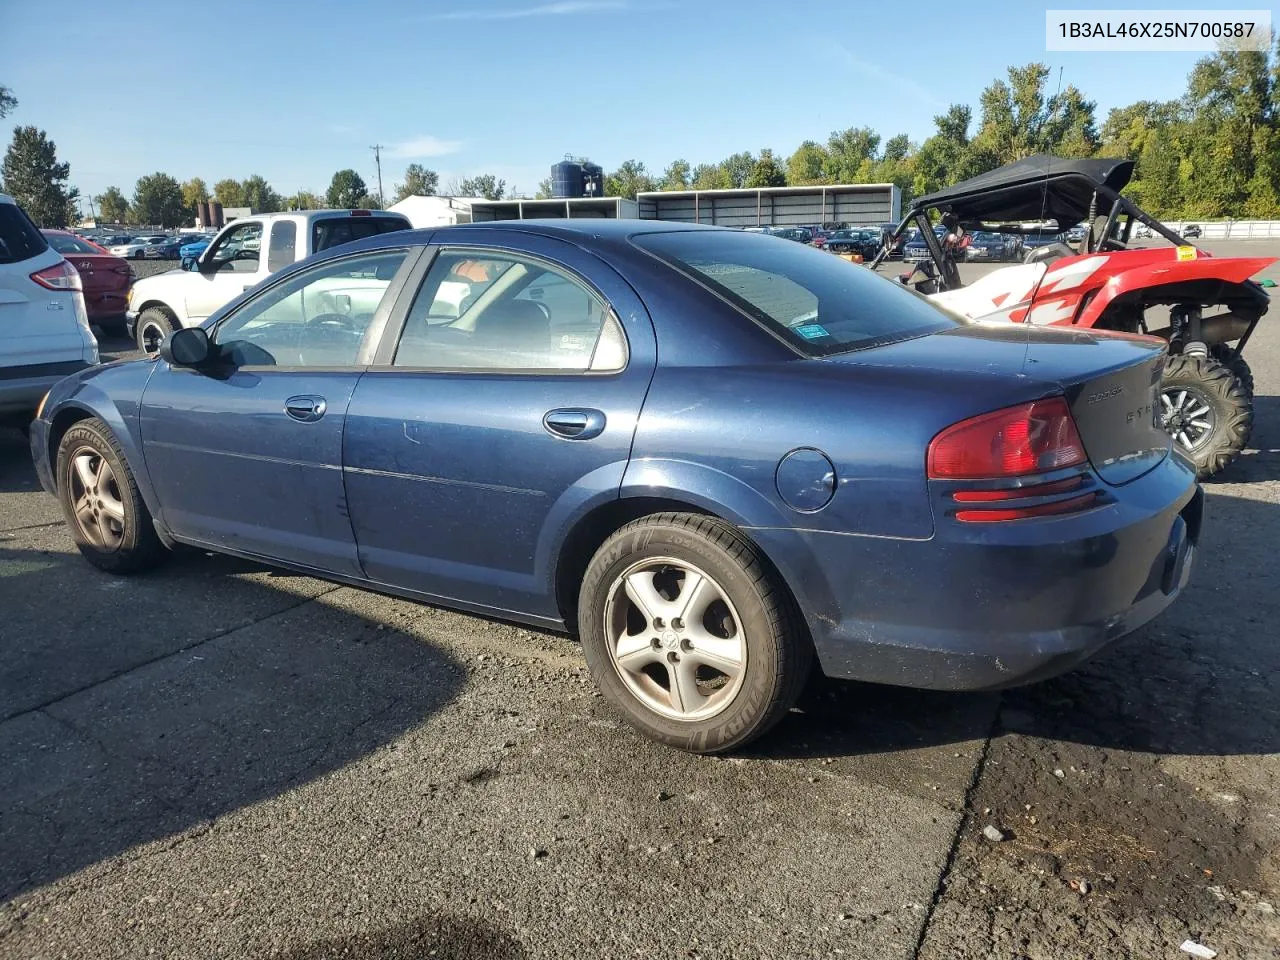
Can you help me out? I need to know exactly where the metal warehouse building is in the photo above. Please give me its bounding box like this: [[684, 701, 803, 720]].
[[636, 183, 901, 228]]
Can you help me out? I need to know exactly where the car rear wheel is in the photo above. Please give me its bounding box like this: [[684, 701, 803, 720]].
[[136, 307, 176, 355], [56, 418, 166, 574], [578, 513, 811, 754], [1160, 353, 1252, 479]]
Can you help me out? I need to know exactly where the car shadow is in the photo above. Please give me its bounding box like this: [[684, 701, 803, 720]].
[[0, 543, 467, 902]]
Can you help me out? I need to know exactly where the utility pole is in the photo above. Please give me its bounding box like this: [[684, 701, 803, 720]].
[[370, 144, 385, 209]]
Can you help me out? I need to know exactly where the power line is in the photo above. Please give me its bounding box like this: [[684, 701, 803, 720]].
[[370, 144, 385, 208]]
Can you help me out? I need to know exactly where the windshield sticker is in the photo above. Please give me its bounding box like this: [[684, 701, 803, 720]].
[[794, 323, 830, 340]]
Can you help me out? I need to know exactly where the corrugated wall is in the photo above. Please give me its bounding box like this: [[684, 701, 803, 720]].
[[637, 187, 899, 227]]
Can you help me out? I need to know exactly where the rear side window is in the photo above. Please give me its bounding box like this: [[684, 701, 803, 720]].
[[0, 203, 50, 264], [634, 230, 961, 357], [312, 216, 410, 253], [267, 220, 297, 272]]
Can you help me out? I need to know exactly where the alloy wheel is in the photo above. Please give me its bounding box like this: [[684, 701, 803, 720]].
[[603, 557, 747, 722], [139, 321, 166, 354], [68, 446, 126, 550], [1161, 385, 1216, 452]]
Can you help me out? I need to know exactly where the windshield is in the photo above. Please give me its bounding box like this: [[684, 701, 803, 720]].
[[633, 230, 961, 357], [45, 234, 100, 254]]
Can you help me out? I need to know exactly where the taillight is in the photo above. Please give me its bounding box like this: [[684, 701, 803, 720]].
[[927, 397, 1086, 480], [30, 260, 83, 292]]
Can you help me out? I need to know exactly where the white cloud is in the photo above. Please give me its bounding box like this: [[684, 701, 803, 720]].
[[429, 1, 625, 21], [830, 45, 946, 111], [387, 135, 465, 159]]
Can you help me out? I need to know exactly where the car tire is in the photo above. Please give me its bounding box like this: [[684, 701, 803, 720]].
[[1209, 344, 1254, 398], [1160, 352, 1252, 480], [55, 418, 166, 574], [577, 512, 811, 754], [136, 307, 176, 355]]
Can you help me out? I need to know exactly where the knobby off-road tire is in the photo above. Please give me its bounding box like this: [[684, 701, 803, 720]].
[[578, 512, 812, 754], [56, 417, 166, 574], [1209, 344, 1254, 398], [1160, 353, 1252, 480]]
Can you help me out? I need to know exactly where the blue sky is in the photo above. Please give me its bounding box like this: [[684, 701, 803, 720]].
[[0, 0, 1232, 208]]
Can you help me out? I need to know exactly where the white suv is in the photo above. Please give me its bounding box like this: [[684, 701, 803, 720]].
[[0, 193, 99, 427]]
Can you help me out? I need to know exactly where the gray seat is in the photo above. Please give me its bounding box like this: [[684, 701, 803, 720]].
[[1024, 242, 1075, 266]]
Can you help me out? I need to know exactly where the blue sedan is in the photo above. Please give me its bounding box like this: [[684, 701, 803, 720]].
[[179, 235, 212, 259], [28, 221, 1200, 752]]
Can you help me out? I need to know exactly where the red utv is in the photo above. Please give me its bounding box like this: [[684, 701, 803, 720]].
[[871, 155, 1274, 478]]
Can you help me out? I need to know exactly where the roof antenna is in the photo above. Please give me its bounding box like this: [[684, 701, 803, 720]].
[[1034, 66, 1066, 234]]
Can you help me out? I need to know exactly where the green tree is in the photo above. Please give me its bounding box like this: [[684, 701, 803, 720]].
[[660, 159, 691, 191], [181, 177, 209, 211], [284, 190, 324, 210], [241, 174, 281, 212], [1098, 100, 1181, 160], [691, 163, 730, 190], [355, 192, 383, 210], [326, 169, 368, 207], [458, 174, 506, 201], [534, 176, 554, 199], [213, 178, 246, 207], [720, 151, 755, 188], [913, 104, 976, 196], [1, 126, 78, 227], [605, 160, 655, 199], [746, 149, 787, 188], [0, 86, 16, 119], [786, 140, 830, 185], [95, 186, 129, 224], [132, 173, 187, 227], [826, 127, 880, 182], [394, 163, 439, 201]]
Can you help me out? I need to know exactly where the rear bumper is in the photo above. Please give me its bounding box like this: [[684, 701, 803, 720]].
[[0, 361, 93, 416], [750, 456, 1201, 691], [84, 290, 129, 320]]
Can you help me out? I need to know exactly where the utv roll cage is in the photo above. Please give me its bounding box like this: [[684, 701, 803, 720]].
[[868, 155, 1195, 290]]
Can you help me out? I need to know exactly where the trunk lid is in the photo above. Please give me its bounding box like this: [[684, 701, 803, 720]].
[[827, 322, 1170, 485]]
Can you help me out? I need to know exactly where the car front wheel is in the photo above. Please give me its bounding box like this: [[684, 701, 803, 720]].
[[136, 307, 176, 354], [578, 513, 811, 753], [56, 418, 166, 574]]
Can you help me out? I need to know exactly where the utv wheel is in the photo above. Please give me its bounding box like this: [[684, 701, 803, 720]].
[[56, 418, 166, 574], [1160, 353, 1252, 480], [136, 307, 175, 355], [1209, 345, 1254, 398], [578, 513, 811, 754]]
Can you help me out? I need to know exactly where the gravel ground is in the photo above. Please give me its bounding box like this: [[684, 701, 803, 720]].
[[1, 241, 1277, 960]]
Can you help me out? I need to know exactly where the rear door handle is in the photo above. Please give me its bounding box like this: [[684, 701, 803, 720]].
[[543, 408, 605, 440], [284, 395, 327, 422]]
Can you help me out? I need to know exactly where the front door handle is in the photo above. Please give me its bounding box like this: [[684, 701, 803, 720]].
[[543, 408, 605, 440], [284, 395, 327, 423]]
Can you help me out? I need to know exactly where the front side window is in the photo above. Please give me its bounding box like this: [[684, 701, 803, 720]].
[[206, 221, 263, 274], [267, 220, 297, 272], [393, 249, 626, 372], [634, 230, 961, 357], [213, 249, 407, 367]]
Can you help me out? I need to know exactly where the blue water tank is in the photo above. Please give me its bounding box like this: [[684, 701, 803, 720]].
[[581, 162, 605, 197], [551, 161, 584, 199]]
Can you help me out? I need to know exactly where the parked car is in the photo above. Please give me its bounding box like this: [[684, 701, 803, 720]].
[[902, 226, 946, 261], [1065, 225, 1087, 244], [31, 221, 1200, 753], [1183, 224, 1202, 239], [965, 231, 1016, 261], [767, 227, 813, 244], [98, 235, 133, 247], [127, 209, 411, 353], [179, 235, 214, 259], [40, 229, 134, 331], [110, 236, 167, 259], [824, 228, 881, 259], [877, 223, 905, 259], [1020, 231, 1067, 255], [0, 194, 99, 427], [141, 237, 185, 259]]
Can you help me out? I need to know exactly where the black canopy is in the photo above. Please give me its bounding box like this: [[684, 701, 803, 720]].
[[910, 155, 1135, 228]]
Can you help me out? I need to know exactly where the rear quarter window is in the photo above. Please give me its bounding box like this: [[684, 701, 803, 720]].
[[0, 203, 50, 264], [312, 216, 411, 253], [633, 230, 961, 357]]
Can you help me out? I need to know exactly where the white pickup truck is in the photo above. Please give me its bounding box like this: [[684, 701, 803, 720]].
[[126, 209, 411, 353]]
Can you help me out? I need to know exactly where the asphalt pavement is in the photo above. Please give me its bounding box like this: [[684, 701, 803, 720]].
[[0, 244, 1277, 959]]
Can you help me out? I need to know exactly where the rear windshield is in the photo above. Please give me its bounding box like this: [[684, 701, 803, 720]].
[[633, 230, 961, 357], [312, 216, 410, 253], [0, 203, 50, 264], [44, 234, 100, 254]]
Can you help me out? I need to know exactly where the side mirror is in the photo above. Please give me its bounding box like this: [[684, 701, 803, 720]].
[[159, 326, 211, 367]]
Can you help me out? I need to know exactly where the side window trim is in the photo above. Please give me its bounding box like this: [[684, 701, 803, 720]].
[[369, 243, 629, 376], [207, 246, 421, 371]]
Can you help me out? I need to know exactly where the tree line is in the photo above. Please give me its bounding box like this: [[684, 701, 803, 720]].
[[2, 43, 1278, 229]]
